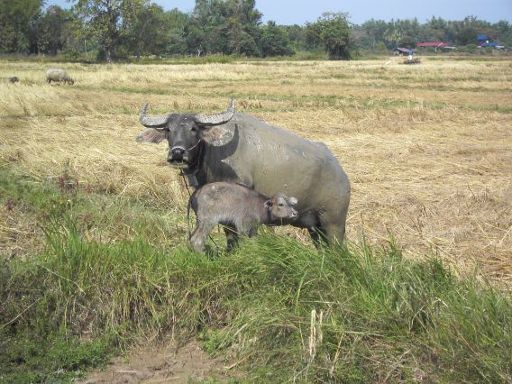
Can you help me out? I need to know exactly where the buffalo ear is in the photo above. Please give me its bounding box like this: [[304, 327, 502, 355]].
[[264, 200, 273, 209], [288, 197, 298, 206], [136, 128, 167, 144], [199, 124, 235, 146]]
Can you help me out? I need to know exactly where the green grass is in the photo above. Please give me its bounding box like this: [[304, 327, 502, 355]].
[[1, 166, 511, 383], [0, 333, 112, 384]]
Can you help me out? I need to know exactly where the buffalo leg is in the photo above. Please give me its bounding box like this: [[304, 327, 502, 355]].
[[247, 225, 258, 238], [319, 219, 345, 247], [308, 227, 322, 248], [223, 223, 239, 251], [190, 220, 215, 253], [309, 221, 345, 248]]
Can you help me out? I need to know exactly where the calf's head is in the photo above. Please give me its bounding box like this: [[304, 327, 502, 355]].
[[137, 100, 235, 170], [265, 193, 299, 221]]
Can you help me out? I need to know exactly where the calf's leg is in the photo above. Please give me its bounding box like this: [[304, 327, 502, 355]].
[[223, 223, 239, 252], [189, 220, 215, 253]]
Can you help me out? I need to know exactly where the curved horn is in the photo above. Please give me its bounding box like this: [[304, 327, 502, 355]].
[[194, 99, 235, 126], [139, 103, 171, 129]]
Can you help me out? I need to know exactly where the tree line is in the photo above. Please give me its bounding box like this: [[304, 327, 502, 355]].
[[1, 0, 511, 62]]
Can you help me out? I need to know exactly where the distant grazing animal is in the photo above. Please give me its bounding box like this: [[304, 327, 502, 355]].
[[137, 99, 350, 247], [1, 76, 19, 83], [46, 68, 74, 85], [188, 182, 298, 253]]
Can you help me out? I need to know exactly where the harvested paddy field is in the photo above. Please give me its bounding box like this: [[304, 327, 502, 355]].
[[2, 57, 511, 283], [1, 57, 512, 383]]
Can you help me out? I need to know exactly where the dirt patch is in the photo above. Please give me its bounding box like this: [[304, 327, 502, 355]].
[[80, 340, 235, 384]]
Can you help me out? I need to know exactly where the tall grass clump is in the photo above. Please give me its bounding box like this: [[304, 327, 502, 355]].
[[1, 169, 511, 383], [214, 237, 512, 382], [2, 229, 511, 382]]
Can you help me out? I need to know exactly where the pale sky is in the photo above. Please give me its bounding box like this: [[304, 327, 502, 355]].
[[48, 0, 512, 25]]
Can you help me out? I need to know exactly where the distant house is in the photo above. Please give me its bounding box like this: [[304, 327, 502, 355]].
[[393, 47, 414, 56], [477, 34, 490, 43], [476, 34, 504, 49]]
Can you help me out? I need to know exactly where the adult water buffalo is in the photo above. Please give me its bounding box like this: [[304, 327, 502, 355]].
[[46, 68, 74, 85], [136, 99, 350, 246]]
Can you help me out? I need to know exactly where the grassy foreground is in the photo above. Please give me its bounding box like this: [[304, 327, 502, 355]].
[[1, 167, 511, 383]]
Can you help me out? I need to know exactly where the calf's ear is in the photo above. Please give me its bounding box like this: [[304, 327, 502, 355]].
[[264, 200, 273, 208], [288, 197, 298, 206], [199, 124, 236, 147], [136, 128, 167, 144]]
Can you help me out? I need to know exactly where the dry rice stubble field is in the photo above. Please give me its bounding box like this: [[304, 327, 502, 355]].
[[1, 57, 511, 286]]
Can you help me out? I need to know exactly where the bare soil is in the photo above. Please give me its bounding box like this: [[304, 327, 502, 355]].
[[79, 340, 234, 384]]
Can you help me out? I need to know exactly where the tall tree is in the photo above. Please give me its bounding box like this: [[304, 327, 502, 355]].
[[451, 16, 492, 45], [72, 0, 141, 62], [494, 20, 512, 46], [395, 18, 421, 47], [260, 21, 293, 57], [185, 0, 219, 55], [360, 19, 388, 50], [0, 0, 44, 53], [224, 0, 261, 55], [165, 8, 190, 55], [307, 12, 352, 59], [424, 17, 449, 41], [383, 20, 404, 48], [187, 0, 262, 56], [283, 24, 308, 52], [123, 2, 173, 59], [36, 5, 74, 55]]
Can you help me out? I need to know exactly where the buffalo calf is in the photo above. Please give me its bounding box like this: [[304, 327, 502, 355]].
[[188, 182, 298, 253], [1, 76, 18, 83]]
